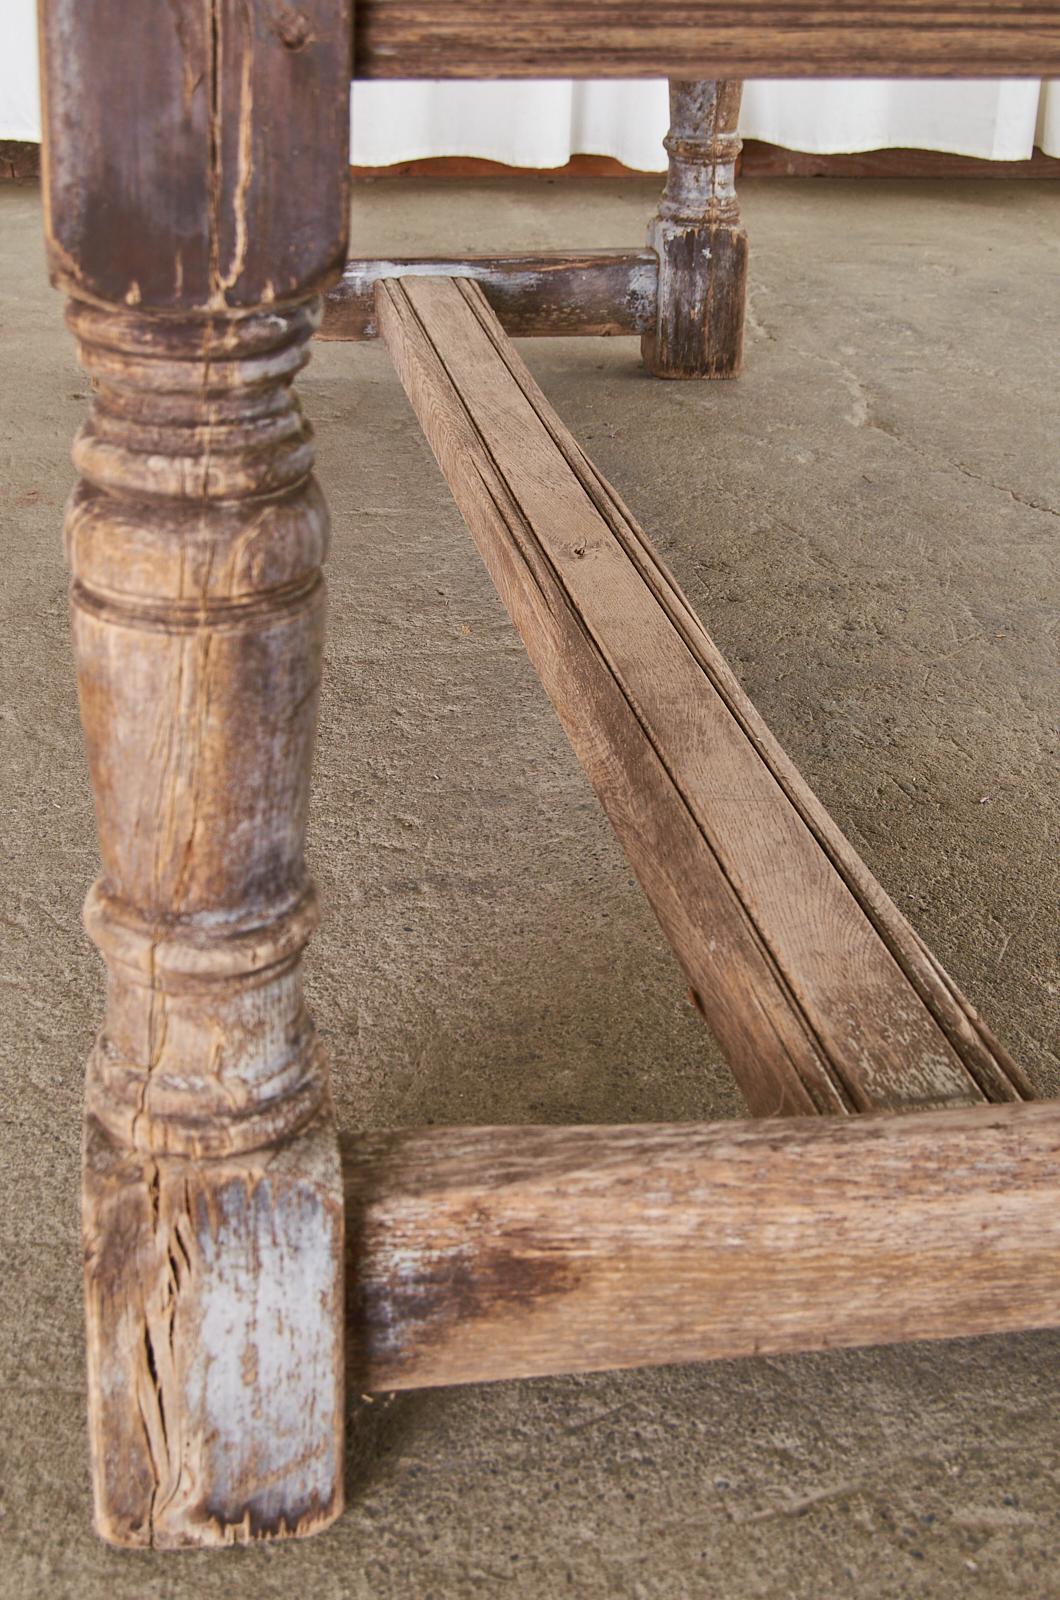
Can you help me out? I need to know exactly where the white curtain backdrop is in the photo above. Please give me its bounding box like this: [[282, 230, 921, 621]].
[[2, 0, 41, 142], [348, 78, 1060, 167], [3, 8, 1058, 163]]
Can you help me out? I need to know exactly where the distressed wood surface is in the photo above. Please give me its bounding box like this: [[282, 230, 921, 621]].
[[320, 250, 657, 341], [37, 0, 1059, 1551], [40, 0, 351, 311], [39, 0, 351, 1548], [378, 277, 1033, 1120], [66, 298, 333, 1164], [353, 2, 1060, 78], [347, 1100, 1060, 1388], [346, 1100, 1060, 1391], [85, 1111, 344, 1548], [643, 81, 748, 379]]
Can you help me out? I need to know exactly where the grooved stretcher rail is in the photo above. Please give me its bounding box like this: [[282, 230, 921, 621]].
[[377, 276, 1034, 1121]]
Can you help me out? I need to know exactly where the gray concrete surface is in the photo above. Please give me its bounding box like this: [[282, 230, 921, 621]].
[[1, 175, 1057, 1598]]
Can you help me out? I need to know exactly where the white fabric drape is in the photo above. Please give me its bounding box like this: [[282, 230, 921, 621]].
[[1, 1, 42, 142], [349, 80, 669, 168], [349, 79, 1060, 169], [2, 7, 1058, 162], [741, 78, 1060, 160]]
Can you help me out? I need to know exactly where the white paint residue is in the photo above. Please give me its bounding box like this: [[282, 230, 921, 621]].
[[187, 1177, 339, 1526]]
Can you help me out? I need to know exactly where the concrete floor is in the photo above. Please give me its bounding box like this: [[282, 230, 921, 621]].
[[1, 175, 1057, 1597]]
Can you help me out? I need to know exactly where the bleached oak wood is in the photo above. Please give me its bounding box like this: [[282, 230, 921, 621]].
[[38, 0, 1059, 1552], [643, 80, 748, 379], [346, 1101, 1060, 1391], [84, 1112, 344, 1547], [39, 0, 351, 1548], [321, 250, 657, 340], [378, 277, 1033, 1119]]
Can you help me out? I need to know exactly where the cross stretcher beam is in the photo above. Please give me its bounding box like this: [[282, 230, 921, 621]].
[[321, 251, 658, 342], [345, 1101, 1060, 1392], [377, 275, 1034, 1121]]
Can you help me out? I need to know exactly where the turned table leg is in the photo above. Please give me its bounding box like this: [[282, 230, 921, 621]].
[[643, 80, 748, 379], [39, 0, 352, 1548]]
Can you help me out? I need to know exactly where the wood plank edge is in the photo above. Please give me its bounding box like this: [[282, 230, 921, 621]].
[[376, 274, 853, 1117], [445, 278, 1032, 1107]]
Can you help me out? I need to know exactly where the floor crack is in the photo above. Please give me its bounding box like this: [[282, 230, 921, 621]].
[[785, 341, 1058, 518]]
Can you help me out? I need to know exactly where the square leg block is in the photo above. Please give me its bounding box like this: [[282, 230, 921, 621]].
[[83, 1109, 344, 1548]]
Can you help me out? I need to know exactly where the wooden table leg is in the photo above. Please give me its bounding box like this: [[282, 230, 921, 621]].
[[643, 80, 748, 379], [39, 0, 352, 1548]]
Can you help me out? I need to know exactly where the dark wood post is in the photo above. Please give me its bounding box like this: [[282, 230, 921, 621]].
[[38, 0, 351, 1547], [642, 80, 748, 379]]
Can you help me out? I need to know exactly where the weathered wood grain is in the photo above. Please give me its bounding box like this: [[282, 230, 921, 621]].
[[353, 2, 1060, 79], [644, 81, 748, 379], [378, 276, 1033, 1119], [40, 0, 352, 310], [67, 301, 333, 1162], [66, 295, 346, 1551], [320, 251, 657, 340], [85, 1111, 344, 1548], [38, 0, 1059, 1550], [39, 0, 350, 1548], [346, 1100, 1060, 1391]]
